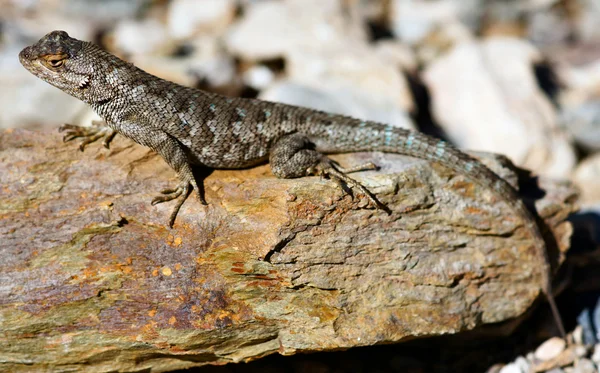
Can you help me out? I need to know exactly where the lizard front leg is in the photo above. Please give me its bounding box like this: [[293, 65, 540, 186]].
[[59, 120, 117, 151], [92, 119, 205, 227], [131, 129, 206, 227], [269, 133, 388, 212]]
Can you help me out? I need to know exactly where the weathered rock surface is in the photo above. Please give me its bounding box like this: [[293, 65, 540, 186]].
[[0, 129, 576, 372]]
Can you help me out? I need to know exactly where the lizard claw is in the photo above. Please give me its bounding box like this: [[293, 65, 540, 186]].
[[151, 182, 193, 228], [58, 123, 116, 151], [316, 159, 391, 214]]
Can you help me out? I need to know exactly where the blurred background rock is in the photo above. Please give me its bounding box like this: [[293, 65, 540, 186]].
[[3, 1, 600, 372]]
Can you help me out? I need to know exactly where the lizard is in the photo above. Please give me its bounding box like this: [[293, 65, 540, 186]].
[[19, 30, 565, 338]]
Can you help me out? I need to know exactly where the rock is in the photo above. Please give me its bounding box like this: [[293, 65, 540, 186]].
[[129, 37, 236, 89], [280, 44, 414, 126], [415, 21, 475, 64], [111, 18, 172, 56], [571, 0, 600, 45], [572, 358, 598, 373], [259, 81, 414, 130], [535, 337, 567, 361], [225, 0, 367, 61], [575, 345, 589, 358], [0, 129, 577, 372], [561, 100, 600, 153], [533, 345, 577, 371], [591, 344, 600, 363], [573, 154, 600, 204], [423, 37, 576, 178], [498, 356, 530, 373], [514, 356, 530, 373], [167, 0, 236, 39], [373, 40, 418, 72], [2, 0, 143, 38], [573, 325, 585, 346], [499, 362, 523, 373], [243, 65, 276, 90], [547, 369, 566, 373], [390, 0, 459, 45], [558, 57, 600, 153], [58, 0, 150, 23], [576, 291, 600, 345], [527, 4, 573, 47]]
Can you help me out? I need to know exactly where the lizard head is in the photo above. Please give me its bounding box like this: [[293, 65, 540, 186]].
[[19, 31, 103, 103]]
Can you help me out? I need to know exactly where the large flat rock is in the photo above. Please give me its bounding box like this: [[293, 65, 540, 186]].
[[0, 129, 576, 372]]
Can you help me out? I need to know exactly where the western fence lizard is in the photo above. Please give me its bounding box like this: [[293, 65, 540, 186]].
[[19, 30, 565, 338]]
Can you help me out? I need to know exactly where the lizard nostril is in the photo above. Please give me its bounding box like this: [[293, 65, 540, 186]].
[[19, 47, 31, 62]]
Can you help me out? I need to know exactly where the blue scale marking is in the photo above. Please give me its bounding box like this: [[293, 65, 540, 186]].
[[384, 126, 393, 146], [209, 103, 217, 112], [264, 110, 271, 118], [406, 133, 415, 148], [464, 162, 474, 172], [435, 140, 446, 158], [236, 107, 247, 117]]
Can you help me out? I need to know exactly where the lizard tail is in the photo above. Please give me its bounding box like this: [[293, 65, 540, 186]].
[[315, 123, 566, 338]]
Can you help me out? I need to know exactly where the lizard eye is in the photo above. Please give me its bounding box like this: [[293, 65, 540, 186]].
[[43, 54, 67, 68]]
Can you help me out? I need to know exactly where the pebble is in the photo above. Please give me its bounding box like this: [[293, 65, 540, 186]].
[[112, 18, 171, 56], [572, 358, 598, 373], [534, 337, 567, 361], [591, 344, 600, 364], [499, 362, 523, 373], [226, 0, 367, 60], [284, 45, 414, 114], [243, 65, 276, 90], [167, 0, 236, 39], [390, 0, 459, 45]]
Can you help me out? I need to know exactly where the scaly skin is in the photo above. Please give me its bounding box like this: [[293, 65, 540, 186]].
[[19, 30, 565, 338]]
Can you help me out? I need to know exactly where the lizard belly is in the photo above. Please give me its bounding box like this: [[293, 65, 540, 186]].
[[186, 140, 270, 169]]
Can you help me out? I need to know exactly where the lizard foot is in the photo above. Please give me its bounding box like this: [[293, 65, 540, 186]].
[[312, 160, 391, 214], [151, 182, 193, 228], [59, 121, 116, 151]]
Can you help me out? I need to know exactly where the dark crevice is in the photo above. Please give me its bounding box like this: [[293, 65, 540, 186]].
[[263, 234, 296, 263], [238, 86, 260, 99], [259, 57, 286, 75], [171, 43, 195, 58], [366, 20, 395, 42], [533, 61, 562, 108], [403, 71, 450, 142]]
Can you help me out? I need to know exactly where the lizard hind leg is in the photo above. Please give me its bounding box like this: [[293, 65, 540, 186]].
[[270, 133, 389, 213]]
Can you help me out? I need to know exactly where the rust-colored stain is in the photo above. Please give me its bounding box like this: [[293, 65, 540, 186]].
[[465, 206, 485, 215]]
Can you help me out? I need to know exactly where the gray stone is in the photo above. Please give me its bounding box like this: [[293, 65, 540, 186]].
[[111, 18, 172, 56], [259, 81, 414, 130], [423, 37, 576, 178], [225, 0, 367, 60], [573, 154, 600, 204], [573, 358, 598, 373], [167, 0, 236, 39]]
